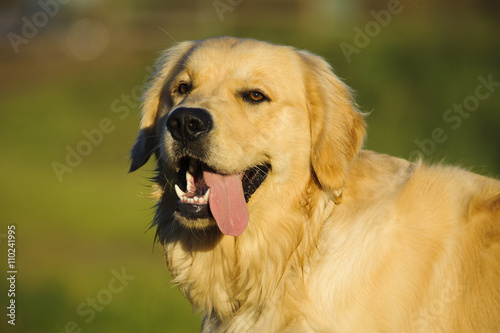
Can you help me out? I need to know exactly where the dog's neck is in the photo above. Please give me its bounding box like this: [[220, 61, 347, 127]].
[[161, 178, 330, 324]]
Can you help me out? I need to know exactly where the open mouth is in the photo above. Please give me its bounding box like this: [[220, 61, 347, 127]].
[[173, 157, 270, 236]]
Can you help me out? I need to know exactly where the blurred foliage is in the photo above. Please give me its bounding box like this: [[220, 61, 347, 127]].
[[0, 0, 499, 332]]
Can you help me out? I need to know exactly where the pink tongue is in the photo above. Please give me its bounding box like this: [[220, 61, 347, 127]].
[[203, 170, 249, 236]]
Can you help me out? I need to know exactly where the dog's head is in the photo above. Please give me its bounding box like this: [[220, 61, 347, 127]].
[[130, 37, 365, 238]]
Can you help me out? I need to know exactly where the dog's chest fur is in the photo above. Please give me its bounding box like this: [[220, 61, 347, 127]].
[[162, 151, 500, 332]]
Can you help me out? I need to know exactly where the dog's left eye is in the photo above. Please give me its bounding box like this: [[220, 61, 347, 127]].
[[242, 90, 269, 103], [177, 83, 191, 95]]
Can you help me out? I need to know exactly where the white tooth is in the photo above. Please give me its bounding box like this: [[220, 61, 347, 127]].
[[186, 171, 195, 194], [174, 184, 186, 200], [187, 198, 194, 204], [203, 188, 210, 202], [200, 195, 208, 204]]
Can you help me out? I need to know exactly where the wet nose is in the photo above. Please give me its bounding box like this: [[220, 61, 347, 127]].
[[166, 107, 213, 143]]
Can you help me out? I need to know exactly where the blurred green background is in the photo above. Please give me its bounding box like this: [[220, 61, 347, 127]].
[[0, 0, 499, 332]]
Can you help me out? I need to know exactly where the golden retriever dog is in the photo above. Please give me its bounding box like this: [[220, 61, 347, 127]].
[[130, 37, 500, 332]]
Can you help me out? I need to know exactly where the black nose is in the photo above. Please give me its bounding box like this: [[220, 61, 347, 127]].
[[166, 107, 213, 143]]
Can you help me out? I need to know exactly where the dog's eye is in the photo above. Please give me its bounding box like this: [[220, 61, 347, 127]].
[[177, 83, 191, 95], [243, 90, 268, 103], [249, 91, 264, 101]]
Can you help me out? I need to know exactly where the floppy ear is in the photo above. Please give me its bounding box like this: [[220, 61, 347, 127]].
[[129, 40, 197, 172], [299, 51, 366, 193]]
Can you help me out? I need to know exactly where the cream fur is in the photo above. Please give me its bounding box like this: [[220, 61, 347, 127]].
[[130, 37, 500, 332]]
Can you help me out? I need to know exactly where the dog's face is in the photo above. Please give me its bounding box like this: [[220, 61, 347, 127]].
[[130, 37, 365, 237]]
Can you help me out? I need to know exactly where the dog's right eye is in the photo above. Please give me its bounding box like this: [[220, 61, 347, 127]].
[[241, 90, 270, 104], [177, 83, 191, 95]]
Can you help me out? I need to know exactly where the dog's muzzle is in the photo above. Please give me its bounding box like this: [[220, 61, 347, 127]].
[[165, 107, 270, 237]]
